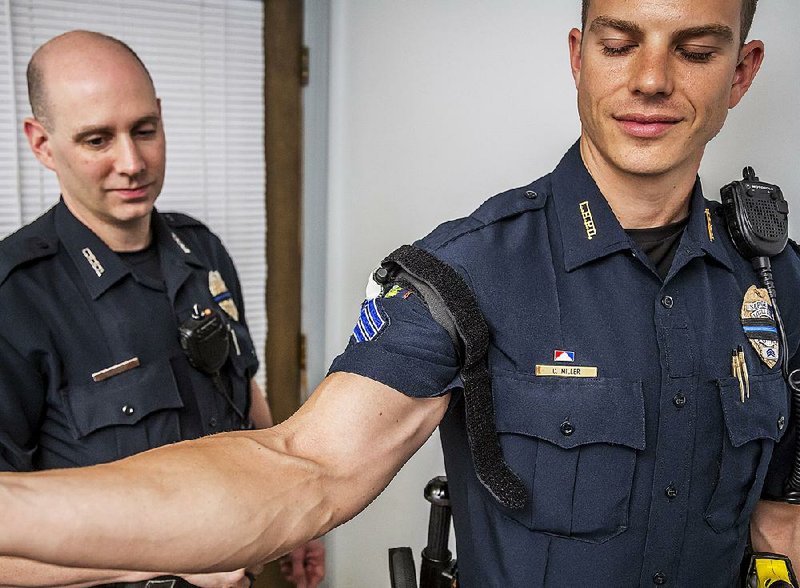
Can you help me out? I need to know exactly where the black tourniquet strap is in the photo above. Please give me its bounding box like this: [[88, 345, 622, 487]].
[[380, 244, 527, 510]]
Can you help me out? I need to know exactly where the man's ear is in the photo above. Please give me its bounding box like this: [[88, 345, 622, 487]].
[[23, 117, 57, 171], [568, 28, 584, 89], [729, 40, 765, 109]]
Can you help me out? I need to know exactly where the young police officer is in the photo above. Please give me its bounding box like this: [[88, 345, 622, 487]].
[[0, 1, 797, 586], [0, 31, 323, 587]]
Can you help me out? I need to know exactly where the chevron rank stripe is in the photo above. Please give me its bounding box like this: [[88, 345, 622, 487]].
[[353, 298, 387, 342]]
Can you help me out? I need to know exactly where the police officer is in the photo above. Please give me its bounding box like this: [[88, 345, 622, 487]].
[[0, 1, 797, 587], [0, 31, 324, 587]]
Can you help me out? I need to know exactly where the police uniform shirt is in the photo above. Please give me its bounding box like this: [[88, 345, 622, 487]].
[[0, 200, 259, 471], [329, 142, 800, 587]]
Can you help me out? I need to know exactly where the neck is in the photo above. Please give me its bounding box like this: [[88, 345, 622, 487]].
[[579, 138, 698, 229], [104, 223, 153, 252], [62, 200, 153, 252]]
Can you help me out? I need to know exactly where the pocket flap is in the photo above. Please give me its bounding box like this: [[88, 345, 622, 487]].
[[717, 372, 788, 448], [62, 357, 184, 438], [492, 372, 645, 450]]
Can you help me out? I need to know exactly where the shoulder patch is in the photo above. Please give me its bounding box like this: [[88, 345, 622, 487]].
[[161, 211, 209, 230], [0, 212, 59, 287]]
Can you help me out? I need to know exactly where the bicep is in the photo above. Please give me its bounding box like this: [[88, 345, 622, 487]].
[[281, 372, 449, 501]]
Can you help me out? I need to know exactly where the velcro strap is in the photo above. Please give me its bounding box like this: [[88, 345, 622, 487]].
[[382, 244, 527, 509]]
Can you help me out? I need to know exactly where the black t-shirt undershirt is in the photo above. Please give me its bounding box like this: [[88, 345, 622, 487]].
[[117, 240, 164, 286], [626, 217, 688, 280]]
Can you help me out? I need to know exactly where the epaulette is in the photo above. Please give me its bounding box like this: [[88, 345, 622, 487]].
[[0, 214, 58, 287], [420, 176, 550, 251], [471, 178, 549, 226], [161, 211, 208, 230]]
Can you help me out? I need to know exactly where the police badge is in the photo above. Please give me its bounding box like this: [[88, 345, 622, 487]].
[[741, 285, 779, 369], [208, 270, 239, 321]]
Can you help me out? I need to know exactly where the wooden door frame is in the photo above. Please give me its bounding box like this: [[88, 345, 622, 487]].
[[260, 1, 304, 586], [265, 0, 303, 424]]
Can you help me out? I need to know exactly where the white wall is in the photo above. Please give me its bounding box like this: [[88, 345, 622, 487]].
[[303, 2, 800, 586]]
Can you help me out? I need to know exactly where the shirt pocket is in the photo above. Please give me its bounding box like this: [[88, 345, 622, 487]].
[[61, 357, 185, 463], [492, 371, 645, 543], [704, 372, 789, 533]]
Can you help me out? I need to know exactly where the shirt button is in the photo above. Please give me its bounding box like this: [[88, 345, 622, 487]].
[[30, 237, 50, 250], [673, 393, 686, 408], [665, 484, 678, 499], [653, 572, 667, 585], [661, 295, 674, 309], [524, 190, 538, 200], [778, 415, 786, 431], [560, 421, 575, 436], [209, 417, 218, 428], [122, 405, 135, 416]]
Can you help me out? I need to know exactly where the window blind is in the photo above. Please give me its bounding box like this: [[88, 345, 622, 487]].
[[0, 0, 267, 387]]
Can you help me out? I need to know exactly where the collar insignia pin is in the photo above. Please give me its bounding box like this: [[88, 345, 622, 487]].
[[171, 232, 191, 254], [81, 247, 104, 277], [705, 208, 714, 242], [579, 201, 597, 240]]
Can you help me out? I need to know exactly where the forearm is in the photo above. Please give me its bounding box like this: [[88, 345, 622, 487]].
[[751, 500, 800, 567], [0, 374, 444, 573], [248, 379, 273, 429], [0, 556, 160, 588], [0, 431, 329, 572]]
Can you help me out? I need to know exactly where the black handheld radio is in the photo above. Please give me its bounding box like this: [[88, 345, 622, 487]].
[[721, 166, 789, 259], [720, 167, 800, 501], [179, 304, 250, 427]]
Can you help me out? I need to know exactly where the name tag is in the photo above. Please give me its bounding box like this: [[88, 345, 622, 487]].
[[535, 364, 598, 378]]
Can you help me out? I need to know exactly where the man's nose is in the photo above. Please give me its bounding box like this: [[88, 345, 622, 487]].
[[628, 46, 674, 97], [114, 136, 146, 176]]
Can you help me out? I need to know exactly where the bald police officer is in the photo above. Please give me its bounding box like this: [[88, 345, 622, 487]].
[[0, 31, 323, 587]]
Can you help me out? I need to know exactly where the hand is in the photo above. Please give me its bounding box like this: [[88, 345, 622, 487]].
[[179, 568, 251, 588], [279, 539, 326, 588]]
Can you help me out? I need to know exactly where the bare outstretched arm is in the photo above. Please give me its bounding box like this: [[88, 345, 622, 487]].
[[0, 372, 448, 573]]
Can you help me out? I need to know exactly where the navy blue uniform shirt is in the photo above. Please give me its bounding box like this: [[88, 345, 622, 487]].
[[0, 201, 258, 471], [331, 143, 800, 587]]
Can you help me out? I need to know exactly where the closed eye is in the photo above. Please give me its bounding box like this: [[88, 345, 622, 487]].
[[602, 44, 636, 57], [677, 47, 715, 63]]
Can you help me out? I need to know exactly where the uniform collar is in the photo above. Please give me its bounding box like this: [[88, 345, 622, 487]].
[[151, 211, 204, 270], [151, 210, 206, 304], [55, 200, 133, 300], [553, 142, 633, 272], [552, 141, 734, 273], [678, 180, 734, 273], [55, 201, 208, 301]]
